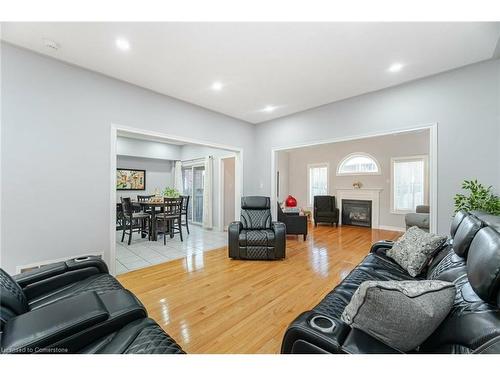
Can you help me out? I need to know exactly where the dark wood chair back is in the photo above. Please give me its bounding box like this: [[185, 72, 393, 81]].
[[121, 197, 134, 216], [137, 195, 154, 202], [181, 195, 190, 213], [162, 197, 183, 217]]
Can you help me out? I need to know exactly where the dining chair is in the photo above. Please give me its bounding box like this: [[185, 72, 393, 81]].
[[155, 197, 183, 245], [120, 197, 151, 245], [137, 194, 156, 214], [180, 195, 190, 234]]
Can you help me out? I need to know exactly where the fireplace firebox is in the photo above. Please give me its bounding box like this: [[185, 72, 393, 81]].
[[342, 199, 372, 227]]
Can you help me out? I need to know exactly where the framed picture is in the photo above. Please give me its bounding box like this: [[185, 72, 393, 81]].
[[116, 168, 146, 190]]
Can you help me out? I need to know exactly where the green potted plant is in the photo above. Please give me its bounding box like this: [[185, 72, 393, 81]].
[[454, 179, 500, 215], [163, 187, 180, 198]]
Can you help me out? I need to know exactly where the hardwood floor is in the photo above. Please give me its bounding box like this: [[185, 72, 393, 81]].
[[117, 224, 401, 354]]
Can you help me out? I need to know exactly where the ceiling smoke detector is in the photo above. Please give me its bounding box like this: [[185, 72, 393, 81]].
[[43, 38, 60, 51]]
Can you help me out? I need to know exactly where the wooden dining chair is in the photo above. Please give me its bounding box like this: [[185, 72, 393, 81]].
[[120, 197, 151, 245], [180, 195, 190, 234], [155, 197, 183, 245], [137, 194, 156, 214]]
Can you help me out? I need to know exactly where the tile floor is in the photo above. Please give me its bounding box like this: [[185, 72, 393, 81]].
[[115, 224, 228, 275]]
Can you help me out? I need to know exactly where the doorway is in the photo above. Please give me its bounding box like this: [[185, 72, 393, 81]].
[[270, 124, 437, 233], [110, 124, 244, 276]]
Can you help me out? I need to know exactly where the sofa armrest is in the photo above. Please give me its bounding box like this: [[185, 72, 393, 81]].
[[13, 256, 109, 300], [2, 290, 146, 354], [272, 221, 286, 259], [1, 292, 109, 353], [228, 221, 243, 258], [405, 212, 430, 230], [341, 328, 403, 354], [281, 311, 350, 354], [281, 310, 402, 354], [370, 240, 395, 255]]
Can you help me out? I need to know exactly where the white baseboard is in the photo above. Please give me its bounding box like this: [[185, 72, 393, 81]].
[[378, 225, 405, 232]]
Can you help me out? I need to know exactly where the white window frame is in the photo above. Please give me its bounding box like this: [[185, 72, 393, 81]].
[[336, 152, 381, 176], [307, 162, 329, 206], [390, 155, 429, 215]]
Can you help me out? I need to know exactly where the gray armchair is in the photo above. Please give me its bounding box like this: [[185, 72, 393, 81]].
[[405, 205, 430, 232]]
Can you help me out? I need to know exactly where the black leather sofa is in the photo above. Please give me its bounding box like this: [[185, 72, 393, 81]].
[[282, 210, 500, 354], [0, 256, 184, 354], [228, 196, 286, 260], [277, 202, 308, 240]]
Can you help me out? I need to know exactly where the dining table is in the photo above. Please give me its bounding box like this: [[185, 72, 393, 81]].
[[133, 200, 173, 241]]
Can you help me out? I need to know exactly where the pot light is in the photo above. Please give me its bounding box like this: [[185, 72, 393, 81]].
[[211, 81, 223, 91], [262, 105, 276, 112], [43, 38, 60, 51], [115, 38, 130, 51], [388, 63, 404, 73]]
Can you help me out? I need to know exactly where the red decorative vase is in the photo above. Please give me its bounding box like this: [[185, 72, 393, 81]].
[[285, 195, 297, 207]]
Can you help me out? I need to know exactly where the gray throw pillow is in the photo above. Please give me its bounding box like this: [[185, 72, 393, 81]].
[[341, 280, 455, 352], [387, 226, 446, 277]]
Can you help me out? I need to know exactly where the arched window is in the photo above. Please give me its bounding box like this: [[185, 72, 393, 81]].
[[337, 153, 380, 175]]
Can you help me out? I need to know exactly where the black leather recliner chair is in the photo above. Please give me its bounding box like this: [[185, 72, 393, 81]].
[[228, 196, 286, 260], [0, 256, 184, 354], [313, 195, 339, 227], [282, 210, 500, 354]]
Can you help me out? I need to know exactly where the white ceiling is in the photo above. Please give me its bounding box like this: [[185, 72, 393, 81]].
[[2, 22, 500, 124]]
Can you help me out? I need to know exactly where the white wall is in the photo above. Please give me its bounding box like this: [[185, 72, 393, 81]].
[[1, 43, 255, 274], [117, 137, 181, 160], [254, 59, 500, 234], [278, 130, 429, 229], [116, 155, 174, 201]]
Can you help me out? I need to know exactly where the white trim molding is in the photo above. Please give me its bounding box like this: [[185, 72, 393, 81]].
[[110, 123, 244, 276], [378, 225, 406, 232], [336, 188, 383, 229], [270, 122, 437, 232]]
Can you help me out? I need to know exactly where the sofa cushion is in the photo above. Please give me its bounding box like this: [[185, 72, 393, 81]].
[[452, 215, 483, 258], [28, 273, 123, 310], [426, 247, 466, 281], [450, 210, 468, 238], [466, 227, 500, 304], [313, 254, 417, 319], [239, 229, 275, 247], [387, 227, 447, 277], [78, 318, 185, 354], [0, 268, 29, 318], [341, 280, 455, 352], [316, 211, 337, 217]]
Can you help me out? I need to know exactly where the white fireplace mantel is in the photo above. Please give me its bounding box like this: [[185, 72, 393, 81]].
[[336, 188, 383, 228]]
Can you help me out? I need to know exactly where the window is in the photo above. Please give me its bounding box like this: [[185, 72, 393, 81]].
[[391, 156, 427, 213], [308, 163, 328, 205], [337, 153, 380, 175]]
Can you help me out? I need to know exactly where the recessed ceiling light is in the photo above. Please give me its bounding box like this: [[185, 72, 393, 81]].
[[387, 63, 404, 73], [262, 105, 276, 112], [211, 81, 223, 91], [115, 38, 130, 51], [43, 38, 60, 51]]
